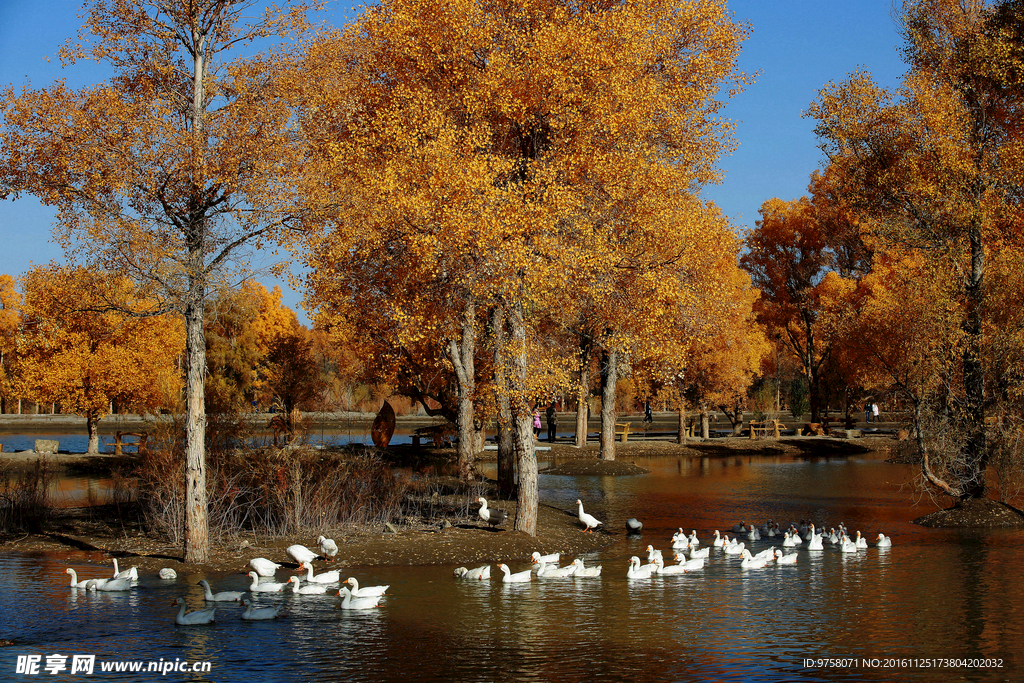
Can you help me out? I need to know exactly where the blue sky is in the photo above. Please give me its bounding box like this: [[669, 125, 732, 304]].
[[0, 1, 908, 325]]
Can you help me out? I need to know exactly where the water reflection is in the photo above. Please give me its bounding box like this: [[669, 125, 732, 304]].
[[3, 453, 1023, 682]]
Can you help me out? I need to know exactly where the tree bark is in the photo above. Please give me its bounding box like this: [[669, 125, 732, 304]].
[[575, 334, 592, 448], [448, 300, 477, 481], [86, 410, 100, 455], [700, 408, 710, 439], [677, 402, 687, 444], [508, 301, 537, 535], [599, 346, 617, 461], [183, 287, 209, 564], [959, 224, 986, 499], [490, 306, 515, 498]]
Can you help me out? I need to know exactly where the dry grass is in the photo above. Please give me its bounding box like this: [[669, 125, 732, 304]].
[[0, 457, 52, 534]]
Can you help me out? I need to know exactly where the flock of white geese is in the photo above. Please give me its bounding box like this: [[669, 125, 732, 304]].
[[63, 536, 390, 625], [62, 501, 894, 623], [459, 499, 893, 583]]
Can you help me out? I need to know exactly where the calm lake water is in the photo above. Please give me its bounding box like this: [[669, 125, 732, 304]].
[[2, 451, 1021, 682]]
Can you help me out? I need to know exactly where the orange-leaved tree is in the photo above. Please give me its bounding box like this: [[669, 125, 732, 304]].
[[0, 274, 20, 414], [0, 0, 320, 562], [16, 266, 183, 453], [809, 0, 1024, 501], [294, 0, 751, 532]]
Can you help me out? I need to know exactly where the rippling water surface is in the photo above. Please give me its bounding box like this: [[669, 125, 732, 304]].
[[2, 451, 1021, 682]]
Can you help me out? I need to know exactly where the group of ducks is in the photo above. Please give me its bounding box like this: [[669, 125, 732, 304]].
[[64, 536, 391, 626], [454, 550, 603, 583]]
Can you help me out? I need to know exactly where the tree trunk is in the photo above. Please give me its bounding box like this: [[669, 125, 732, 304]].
[[490, 306, 515, 498], [677, 402, 687, 444], [959, 225, 987, 499], [183, 289, 209, 564], [448, 301, 477, 481], [700, 408, 710, 439], [508, 301, 537, 535], [599, 346, 617, 461], [575, 335, 592, 448], [86, 410, 100, 454]]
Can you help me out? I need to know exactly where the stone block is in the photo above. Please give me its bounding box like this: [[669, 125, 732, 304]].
[[34, 439, 59, 453]]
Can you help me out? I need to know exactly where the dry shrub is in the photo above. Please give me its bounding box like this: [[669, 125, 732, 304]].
[[135, 416, 410, 542], [0, 458, 52, 534]]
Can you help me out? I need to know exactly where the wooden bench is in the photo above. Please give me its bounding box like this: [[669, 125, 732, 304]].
[[749, 419, 784, 439], [113, 431, 148, 455], [614, 422, 631, 442]]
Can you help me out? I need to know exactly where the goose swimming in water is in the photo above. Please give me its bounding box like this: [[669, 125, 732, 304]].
[[171, 598, 215, 625]]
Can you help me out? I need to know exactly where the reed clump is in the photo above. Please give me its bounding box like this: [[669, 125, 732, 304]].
[[0, 458, 52, 534], [135, 420, 412, 542]]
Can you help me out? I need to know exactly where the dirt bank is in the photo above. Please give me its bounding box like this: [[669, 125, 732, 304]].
[[0, 434, 900, 574]]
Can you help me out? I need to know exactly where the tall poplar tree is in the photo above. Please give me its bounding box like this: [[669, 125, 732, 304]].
[[0, 0, 319, 561]]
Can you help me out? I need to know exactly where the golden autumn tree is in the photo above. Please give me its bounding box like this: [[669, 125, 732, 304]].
[[809, 0, 1024, 503], [0, 0, 320, 562], [295, 0, 750, 532], [0, 274, 19, 414], [16, 266, 183, 453], [741, 196, 841, 424]]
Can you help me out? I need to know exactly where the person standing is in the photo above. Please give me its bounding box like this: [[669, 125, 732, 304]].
[[546, 402, 558, 442], [533, 408, 541, 440], [643, 401, 653, 424], [872, 403, 879, 423], [864, 401, 872, 424]]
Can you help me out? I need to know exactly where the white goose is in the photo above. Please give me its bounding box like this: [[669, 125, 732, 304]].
[[673, 553, 705, 571], [855, 531, 869, 549], [249, 558, 282, 577], [65, 568, 94, 588], [688, 530, 700, 547], [88, 577, 132, 591], [536, 560, 576, 578], [876, 533, 892, 548], [627, 556, 654, 579], [807, 527, 824, 551], [240, 598, 282, 620], [318, 535, 339, 562], [739, 549, 768, 569], [299, 562, 341, 585], [287, 576, 329, 595], [575, 499, 603, 533], [477, 497, 508, 528], [497, 563, 532, 583], [172, 598, 216, 625], [345, 577, 389, 597], [453, 565, 491, 580], [338, 586, 381, 610], [774, 549, 799, 565], [723, 540, 745, 555], [111, 559, 138, 581], [571, 558, 602, 577], [687, 543, 710, 560], [839, 534, 858, 553], [286, 544, 319, 566], [198, 579, 245, 602], [247, 571, 287, 592], [530, 551, 560, 566], [158, 568, 177, 580], [654, 556, 687, 575], [710, 530, 726, 547], [671, 529, 689, 549]]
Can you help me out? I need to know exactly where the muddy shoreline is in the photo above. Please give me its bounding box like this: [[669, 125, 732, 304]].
[[1, 435, 899, 576]]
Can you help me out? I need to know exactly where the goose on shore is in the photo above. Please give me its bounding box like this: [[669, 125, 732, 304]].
[[249, 558, 281, 577], [477, 498, 508, 529], [575, 500, 603, 533], [318, 535, 339, 562], [286, 544, 318, 566]]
